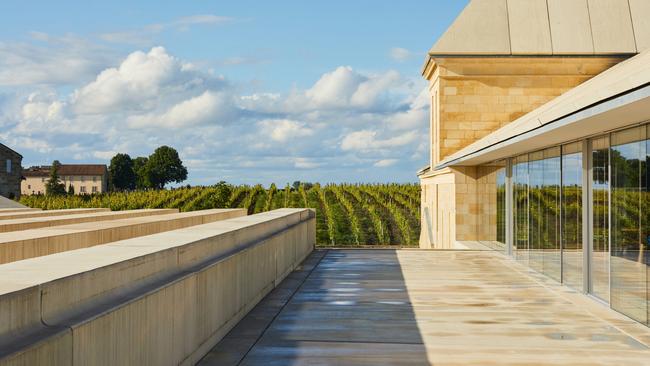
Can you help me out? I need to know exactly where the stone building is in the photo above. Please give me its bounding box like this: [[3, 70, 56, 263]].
[[419, 0, 650, 326], [22, 164, 108, 195], [0, 143, 23, 199]]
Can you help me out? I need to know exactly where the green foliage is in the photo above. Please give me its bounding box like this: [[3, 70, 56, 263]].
[[20, 183, 421, 246], [133, 157, 150, 189], [109, 153, 136, 191], [45, 160, 66, 196], [146, 146, 188, 189]]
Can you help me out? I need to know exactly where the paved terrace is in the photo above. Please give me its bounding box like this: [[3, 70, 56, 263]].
[[201, 249, 650, 366]]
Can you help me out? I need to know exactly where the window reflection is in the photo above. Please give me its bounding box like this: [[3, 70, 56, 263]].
[[513, 154, 529, 263], [610, 126, 648, 324], [592, 136, 610, 302], [561, 142, 583, 291]]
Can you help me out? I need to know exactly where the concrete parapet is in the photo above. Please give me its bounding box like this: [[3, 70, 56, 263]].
[[0, 208, 109, 220], [0, 208, 246, 264], [0, 208, 316, 366], [0, 208, 178, 233]]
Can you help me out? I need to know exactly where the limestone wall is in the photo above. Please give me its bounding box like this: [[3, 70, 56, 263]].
[[0, 208, 315, 366], [420, 166, 500, 248], [426, 57, 624, 165], [0, 208, 246, 264]]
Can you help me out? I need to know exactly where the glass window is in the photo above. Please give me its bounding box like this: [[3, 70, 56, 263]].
[[562, 142, 583, 291], [610, 126, 647, 324], [592, 135, 610, 302], [5, 159, 10, 173], [528, 150, 544, 274], [542, 147, 561, 281], [513, 154, 529, 263]]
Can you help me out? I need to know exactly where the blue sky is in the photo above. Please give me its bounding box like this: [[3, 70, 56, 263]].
[[0, 1, 468, 186]]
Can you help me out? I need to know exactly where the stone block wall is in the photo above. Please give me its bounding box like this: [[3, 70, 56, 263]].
[[0, 146, 22, 199], [427, 57, 625, 165]]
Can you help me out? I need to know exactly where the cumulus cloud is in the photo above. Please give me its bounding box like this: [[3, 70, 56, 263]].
[[288, 66, 402, 111], [72, 47, 222, 115], [341, 130, 419, 152], [374, 159, 398, 167], [390, 47, 412, 62], [4, 45, 428, 184], [128, 91, 235, 129], [258, 119, 314, 143]]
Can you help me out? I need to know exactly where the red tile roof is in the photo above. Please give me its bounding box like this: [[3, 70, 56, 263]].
[[23, 164, 107, 177]]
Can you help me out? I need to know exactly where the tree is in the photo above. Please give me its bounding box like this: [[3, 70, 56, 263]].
[[133, 157, 151, 190], [146, 146, 188, 189], [45, 160, 66, 196], [109, 153, 136, 191], [68, 184, 75, 195]]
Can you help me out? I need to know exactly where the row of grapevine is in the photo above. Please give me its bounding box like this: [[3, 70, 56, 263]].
[[19, 183, 421, 246]]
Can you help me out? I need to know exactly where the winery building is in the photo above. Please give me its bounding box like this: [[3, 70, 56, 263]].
[[0, 143, 23, 199], [419, 0, 650, 326]]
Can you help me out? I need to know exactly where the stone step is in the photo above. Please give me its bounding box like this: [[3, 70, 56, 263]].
[[0, 208, 109, 220], [0, 208, 247, 264], [0, 208, 316, 366], [0, 208, 178, 233]]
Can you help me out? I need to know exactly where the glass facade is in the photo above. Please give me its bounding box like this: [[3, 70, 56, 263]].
[[561, 142, 583, 291], [513, 154, 529, 264], [610, 126, 647, 324], [478, 122, 650, 327], [591, 135, 610, 301]]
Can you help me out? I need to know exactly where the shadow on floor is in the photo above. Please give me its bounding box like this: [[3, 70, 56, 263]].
[[198, 249, 430, 366]]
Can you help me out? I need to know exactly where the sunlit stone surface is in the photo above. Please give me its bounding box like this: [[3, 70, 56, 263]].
[[201, 249, 650, 366]]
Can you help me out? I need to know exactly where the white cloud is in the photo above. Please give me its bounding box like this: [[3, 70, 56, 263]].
[[258, 119, 314, 143], [341, 130, 419, 152], [0, 35, 115, 86], [374, 159, 398, 167], [390, 47, 412, 62], [290, 66, 402, 111], [72, 47, 195, 114], [93, 150, 117, 159], [128, 91, 234, 128], [294, 157, 321, 169], [4, 44, 428, 184]]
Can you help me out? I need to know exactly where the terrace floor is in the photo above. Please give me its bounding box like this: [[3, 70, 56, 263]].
[[198, 249, 650, 366]]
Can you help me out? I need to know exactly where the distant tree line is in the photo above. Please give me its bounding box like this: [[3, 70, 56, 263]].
[[109, 146, 188, 191], [43, 146, 188, 196]]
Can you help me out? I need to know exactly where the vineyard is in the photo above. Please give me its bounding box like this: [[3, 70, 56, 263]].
[[19, 183, 421, 246]]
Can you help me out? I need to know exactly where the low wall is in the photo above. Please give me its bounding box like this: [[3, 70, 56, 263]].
[[0, 208, 315, 366], [0, 208, 246, 264], [0, 208, 40, 214], [0, 208, 109, 220], [0, 208, 178, 233]]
